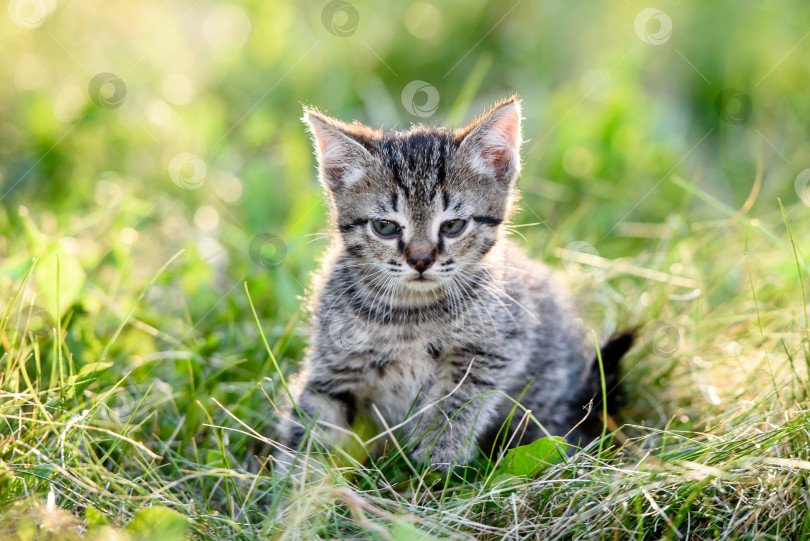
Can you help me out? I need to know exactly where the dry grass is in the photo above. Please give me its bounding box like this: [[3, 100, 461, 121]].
[[2, 179, 809, 539]]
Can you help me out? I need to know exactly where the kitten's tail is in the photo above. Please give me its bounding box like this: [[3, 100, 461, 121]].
[[578, 330, 636, 425], [590, 331, 635, 414]]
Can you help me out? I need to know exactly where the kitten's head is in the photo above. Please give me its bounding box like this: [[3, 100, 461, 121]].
[[304, 97, 522, 294]]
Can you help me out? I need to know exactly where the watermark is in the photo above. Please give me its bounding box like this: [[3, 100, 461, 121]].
[[642, 320, 681, 358], [249, 233, 288, 269], [562, 146, 594, 177], [725, 400, 765, 433], [634, 8, 672, 45], [88, 73, 127, 110], [561, 241, 600, 277], [321, 0, 359, 37], [106, 387, 137, 423], [8, 0, 47, 29], [401, 80, 440, 118], [715, 88, 753, 125], [794, 168, 810, 206], [328, 317, 369, 350], [168, 153, 207, 190], [20, 305, 54, 341]]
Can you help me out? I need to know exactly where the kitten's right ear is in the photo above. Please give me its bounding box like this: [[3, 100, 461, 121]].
[[302, 108, 376, 191], [456, 97, 522, 187]]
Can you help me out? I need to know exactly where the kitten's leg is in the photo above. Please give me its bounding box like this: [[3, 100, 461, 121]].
[[408, 350, 506, 470], [275, 378, 356, 475]]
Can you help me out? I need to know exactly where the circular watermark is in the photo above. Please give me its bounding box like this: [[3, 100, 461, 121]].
[[8, 0, 47, 29], [401, 80, 440, 118], [715, 88, 753, 125], [321, 0, 359, 37], [642, 320, 681, 358], [634, 8, 672, 45], [20, 305, 54, 340], [168, 153, 207, 190], [328, 316, 369, 350], [562, 146, 594, 177], [249, 233, 288, 269], [561, 241, 600, 277], [725, 400, 761, 433], [88, 73, 127, 110], [108, 387, 137, 423], [795, 169, 810, 206]]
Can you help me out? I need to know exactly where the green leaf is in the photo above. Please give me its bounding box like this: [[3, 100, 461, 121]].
[[337, 412, 377, 467], [491, 436, 567, 481], [390, 519, 441, 541], [65, 362, 114, 388], [76, 362, 114, 378], [125, 506, 189, 541], [34, 246, 86, 318], [84, 506, 107, 528]]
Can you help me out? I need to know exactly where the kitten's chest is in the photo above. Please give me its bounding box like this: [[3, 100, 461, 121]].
[[360, 339, 438, 421], [317, 296, 504, 419], [364, 325, 438, 381]]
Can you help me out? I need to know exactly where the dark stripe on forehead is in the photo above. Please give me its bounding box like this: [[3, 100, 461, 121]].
[[436, 152, 446, 185], [390, 191, 399, 212], [442, 190, 451, 211], [428, 175, 439, 202], [390, 161, 411, 199], [371, 130, 457, 204]]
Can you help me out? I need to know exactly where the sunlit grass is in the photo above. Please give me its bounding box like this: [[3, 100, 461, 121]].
[[3, 0, 810, 538], [2, 181, 809, 538]]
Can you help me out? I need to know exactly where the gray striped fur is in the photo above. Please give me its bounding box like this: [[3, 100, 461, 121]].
[[276, 97, 623, 472]]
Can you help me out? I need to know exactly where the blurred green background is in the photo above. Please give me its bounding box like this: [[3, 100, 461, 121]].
[[1, 0, 810, 491]]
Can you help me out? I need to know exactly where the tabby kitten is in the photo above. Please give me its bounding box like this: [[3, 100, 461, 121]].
[[276, 97, 632, 472]]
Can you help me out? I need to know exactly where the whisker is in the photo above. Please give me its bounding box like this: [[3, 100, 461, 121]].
[[321, 266, 386, 326]]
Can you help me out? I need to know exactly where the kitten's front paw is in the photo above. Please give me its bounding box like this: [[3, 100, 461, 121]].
[[272, 453, 292, 477], [410, 434, 475, 472]]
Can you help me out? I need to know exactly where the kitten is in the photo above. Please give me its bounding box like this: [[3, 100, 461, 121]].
[[275, 97, 633, 472]]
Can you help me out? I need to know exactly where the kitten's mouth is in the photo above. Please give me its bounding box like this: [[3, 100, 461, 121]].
[[404, 275, 441, 291]]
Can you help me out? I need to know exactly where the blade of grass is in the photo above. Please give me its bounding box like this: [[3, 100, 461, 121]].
[[778, 198, 810, 366], [97, 249, 185, 364]]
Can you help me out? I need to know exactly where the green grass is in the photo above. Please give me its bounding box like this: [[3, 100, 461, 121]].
[[2, 183, 809, 539], [3, 0, 810, 538]]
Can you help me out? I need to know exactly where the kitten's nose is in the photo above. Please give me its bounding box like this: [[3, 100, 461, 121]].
[[405, 246, 435, 273]]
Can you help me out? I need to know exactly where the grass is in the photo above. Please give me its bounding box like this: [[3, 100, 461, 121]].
[[3, 0, 810, 538], [1, 176, 809, 539]]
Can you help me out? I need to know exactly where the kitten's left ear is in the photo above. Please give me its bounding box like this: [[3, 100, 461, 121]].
[[302, 107, 378, 192], [457, 97, 522, 185]]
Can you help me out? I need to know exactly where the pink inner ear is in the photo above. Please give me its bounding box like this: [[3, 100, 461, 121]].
[[315, 130, 342, 165], [480, 108, 520, 172]]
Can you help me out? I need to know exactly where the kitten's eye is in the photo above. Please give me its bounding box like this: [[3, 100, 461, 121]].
[[440, 219, 467, 237], [371, 219, 402, 239]]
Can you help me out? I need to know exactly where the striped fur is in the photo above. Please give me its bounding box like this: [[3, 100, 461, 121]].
[[276, 97, 632, 472]]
